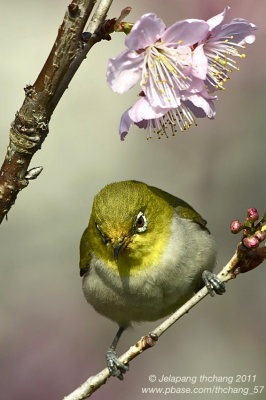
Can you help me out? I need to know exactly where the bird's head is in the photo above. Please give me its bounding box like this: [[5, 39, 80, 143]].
[[88, 181, 173, 273]]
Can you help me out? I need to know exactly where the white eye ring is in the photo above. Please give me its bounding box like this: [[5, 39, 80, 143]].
[[135, 211, 147, 233], [96, 223, 101, 232], [95, 223, 109, 244]]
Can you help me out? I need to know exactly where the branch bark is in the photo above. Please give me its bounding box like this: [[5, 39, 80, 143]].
[[62, 245, 266, 400], [0, 0, 113, 223]]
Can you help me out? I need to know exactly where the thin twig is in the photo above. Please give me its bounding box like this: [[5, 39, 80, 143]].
[[62, 246, 265, 400], [51, 0, 114, 112], [0, 0, 113, 223]]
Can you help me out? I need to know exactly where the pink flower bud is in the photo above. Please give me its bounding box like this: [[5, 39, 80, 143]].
[[255, 231, 266, 242], [243, 236, 260, 249], [230, 220, 242, 233], [247, 208, 259, 221]]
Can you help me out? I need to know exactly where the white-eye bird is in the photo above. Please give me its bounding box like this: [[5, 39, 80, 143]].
[[80, 180, 225, 379]]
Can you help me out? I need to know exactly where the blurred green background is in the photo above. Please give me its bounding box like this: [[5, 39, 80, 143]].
[[0, 1, 265, 399]]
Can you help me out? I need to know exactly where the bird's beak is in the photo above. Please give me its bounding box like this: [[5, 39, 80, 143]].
[[113, 240, 125, 262]]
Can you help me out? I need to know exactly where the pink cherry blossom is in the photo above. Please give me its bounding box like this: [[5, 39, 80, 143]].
[[119, 89, 216, 140], [108, 8, 257, 139], [107, 13, 209, 108], [192, 6, 257, 90]]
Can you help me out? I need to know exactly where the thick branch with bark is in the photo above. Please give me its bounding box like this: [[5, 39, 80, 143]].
[[62, 244, 266, 400], [0, 0, 113, 223]]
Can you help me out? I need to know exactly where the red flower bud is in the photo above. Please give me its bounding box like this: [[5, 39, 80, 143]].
[[230, 220, 242, 233], [243, 236, 260, 249], [255, 231, 266, 242], [247, 208, 259, 221]]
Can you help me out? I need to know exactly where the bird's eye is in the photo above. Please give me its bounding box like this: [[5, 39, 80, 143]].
[[95, 223, 109, 244], [135, 212, 147, 233], [95, 223, 102, 233]]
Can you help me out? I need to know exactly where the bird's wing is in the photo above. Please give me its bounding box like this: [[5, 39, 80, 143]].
[[79, 227, 92, 276], [148, 185, 209, 232]]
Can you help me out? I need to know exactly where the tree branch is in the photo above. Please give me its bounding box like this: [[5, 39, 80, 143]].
[[62, 245, 266, 400], [0, 0, 114, 223]]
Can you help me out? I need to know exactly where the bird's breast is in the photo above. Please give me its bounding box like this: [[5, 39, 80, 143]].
[[83, 215, 216, 325]]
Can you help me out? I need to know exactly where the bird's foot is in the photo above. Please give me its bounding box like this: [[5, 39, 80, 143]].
[[106, 347, 129, 380], [202, 270, 226, 297]]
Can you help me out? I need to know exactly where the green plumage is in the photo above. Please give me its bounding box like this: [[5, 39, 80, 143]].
[[79, 180, 208, 276], [148, 184, 208, 230]]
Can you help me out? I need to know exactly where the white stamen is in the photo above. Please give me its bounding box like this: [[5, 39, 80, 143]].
[[142, 43, 192, 106], [204, 34, 247, 89], [145, 103, 196, 139]]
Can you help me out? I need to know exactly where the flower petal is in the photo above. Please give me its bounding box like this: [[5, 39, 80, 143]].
[[207, 6, 230, 31], [240, 34, 256, 45], [184, 100, 206, 118], [192, 44, 208, 79], [125, 13, 166, 50], [135, 119, 149, 129], [185, 93, 216, 118], [107, 50, 143, 93], [129, 97, 166, 122], [119, 108, 133, 140], [162, 20, 209, 46], [217, 20, 257, 43]]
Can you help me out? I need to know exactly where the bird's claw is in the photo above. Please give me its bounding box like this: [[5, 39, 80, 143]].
[[202, 270, 226, 297], [106, 347, 129, 380]]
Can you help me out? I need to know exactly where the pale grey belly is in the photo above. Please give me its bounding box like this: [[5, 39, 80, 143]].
[[82, 258, 202, 327]]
